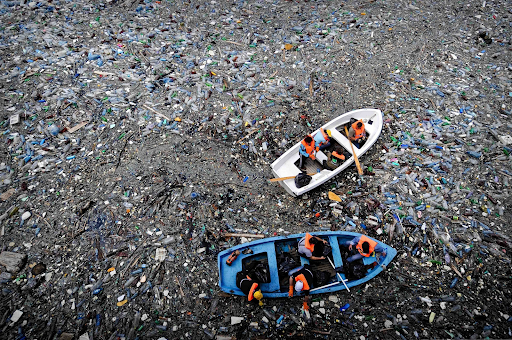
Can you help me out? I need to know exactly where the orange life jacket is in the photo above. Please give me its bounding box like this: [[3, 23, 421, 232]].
[[295, 274, 311, 291], [356, 235, 377, 257], [351, 120, 366, 140], [301, 137, 315, 156], [304, 233, 315, 252], [247, 282, 259, 301], [320, 128, 330, 142], [315, 128, 330, 151], [332, 151, 345, 161]]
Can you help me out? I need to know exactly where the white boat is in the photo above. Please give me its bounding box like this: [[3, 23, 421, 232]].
[[270, 108, 383, 196]]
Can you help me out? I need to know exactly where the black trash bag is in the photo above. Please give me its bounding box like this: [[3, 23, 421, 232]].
[[322, 244, 332, 257], [350, 261, 369, 280], [314, 270, 331, 287], [277, 255, 300, 275], [310, 242, 332, 258], [251, 263, 271, 283], [295, 172, 312, 188]]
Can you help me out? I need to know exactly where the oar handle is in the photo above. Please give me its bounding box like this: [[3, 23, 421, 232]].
[[344, 126, 363, 175], [269, 173, 316, 182]]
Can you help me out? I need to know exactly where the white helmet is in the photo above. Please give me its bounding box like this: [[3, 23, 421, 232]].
[[295, 280, 304, 292]]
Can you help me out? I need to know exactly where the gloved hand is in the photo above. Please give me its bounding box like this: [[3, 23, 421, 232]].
[[303, 302, 309, 311], [288, 286, 293, 297]]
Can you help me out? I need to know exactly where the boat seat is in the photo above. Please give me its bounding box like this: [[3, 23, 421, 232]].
[[288, 266, 304, 276], [362, 255, 377, 265], [314, 150, 328, 165]]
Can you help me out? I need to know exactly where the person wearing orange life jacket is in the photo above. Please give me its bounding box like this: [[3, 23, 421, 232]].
[[313, 128, 332, 152], [298, 135, 315, 170], [298, 233, 329, 261], [236, 271, 264, 306], [342, 235, 387, 263], [325, 146, 346, 170], [348, 120, 367, 148], [288, 264, 315, 311]]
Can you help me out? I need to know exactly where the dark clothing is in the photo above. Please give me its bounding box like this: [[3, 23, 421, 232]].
[[290, 264, 315, 296], [299, 154, 307, 170], [236, 271, 257, 296], [317, 141, 331, 151], [312, 242, 325, 257]]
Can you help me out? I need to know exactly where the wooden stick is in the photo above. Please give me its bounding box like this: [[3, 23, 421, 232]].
[[225, 40, 244, 46], [67, 121, 88, 133], [451, 264, 463, 278], [35, 214, 52, 229], [222, 233, 265, 239], [344, 126, 363, 175], [143, 104, 171, 121], [235, 128, 258, 144], [175, 276, 185, 298], [269, 173, 316, 182]]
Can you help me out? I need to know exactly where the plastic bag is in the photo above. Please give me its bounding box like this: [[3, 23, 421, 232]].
[[314, 270, 331, 287], [295, 172, 312, 188], [251, 263, 271, 283], [277, 255, 300, 275]]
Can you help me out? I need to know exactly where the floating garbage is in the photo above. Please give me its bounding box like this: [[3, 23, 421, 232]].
[[0, 0, 510, 339]]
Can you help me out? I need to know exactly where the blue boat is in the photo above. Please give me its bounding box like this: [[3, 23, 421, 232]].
[[218, 231, 397, 298]]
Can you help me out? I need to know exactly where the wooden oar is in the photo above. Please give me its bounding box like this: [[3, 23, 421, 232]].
[[328, 256, 350, 292], [344, 126, 363, 175], [269, 173, 316, 182]]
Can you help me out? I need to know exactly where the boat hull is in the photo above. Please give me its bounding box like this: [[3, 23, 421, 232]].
[[270, 108, 383, 196], [218, 231, 397, 298]]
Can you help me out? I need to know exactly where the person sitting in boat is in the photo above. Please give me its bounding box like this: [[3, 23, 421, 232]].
[[288, 264, 315, 311], [342, 235, 387, 263], [348, 120, 367, 148], [313, 128, 332, 152], [298, 233, 329, 261], [299, 135, 316, 170], [324, 147, 346, 170], [236, 270, 264, 306]]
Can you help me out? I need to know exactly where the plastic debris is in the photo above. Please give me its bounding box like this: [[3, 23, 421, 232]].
[[0, 0, 510, 338]]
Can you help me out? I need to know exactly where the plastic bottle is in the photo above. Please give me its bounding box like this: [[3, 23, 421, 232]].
[[48, 124, 60, 136], [263, 309, 275, 321], [276, 315, 284, 324], [123, 277, 136, 288]]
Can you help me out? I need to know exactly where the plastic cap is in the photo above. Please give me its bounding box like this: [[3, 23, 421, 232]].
[[295, 281, 303, 292]]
